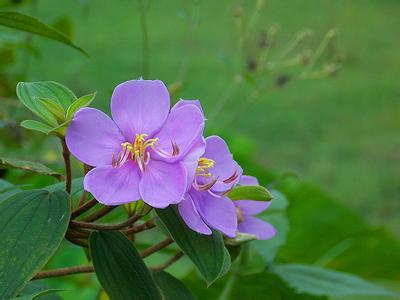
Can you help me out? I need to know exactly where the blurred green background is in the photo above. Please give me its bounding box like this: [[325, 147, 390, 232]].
[[13, 0, 399, 233], [1, 0, 399, 298]]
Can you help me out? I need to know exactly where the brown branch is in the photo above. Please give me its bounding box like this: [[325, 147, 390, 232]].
[[33, 265, 94, 280], [65, 235, 88, 248], [153, 251, 184, 272], [60, 138, 71, 194], [78, 190, 88, 207], [140, 237, 173, 259], [66, 229, 89, 239], [70, 213, 141, 231], [81, 206, 116, 222], [122, 218, 156, 235], [71, 198, 97, 219]]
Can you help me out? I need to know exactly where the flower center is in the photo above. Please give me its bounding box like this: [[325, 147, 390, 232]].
[[112, 133, 158, 172], [196, 157, 215, 177]]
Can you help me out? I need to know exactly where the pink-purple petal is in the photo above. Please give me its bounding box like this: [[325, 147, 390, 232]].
[[235, 200, 271, 215], [239, 175, 259, 186], [203, 136, 242, 193], [66, 107, 125, 167], [84, 161, 141, 205], [154, 104, 205, 161], [139, 160, 187, 208], [111, 80, 170, 140], [172, 99, 204, 115], [238, 216, 277, 240], [190, 190, 237, 238], [181, 136, 206, 190], [178, 194, 212, 235]]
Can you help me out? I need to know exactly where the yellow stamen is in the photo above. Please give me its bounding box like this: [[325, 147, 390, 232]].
[[196, 157, 215, 177]]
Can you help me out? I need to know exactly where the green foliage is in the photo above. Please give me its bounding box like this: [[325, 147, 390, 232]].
[[0, 190, 70, 298], [16, 81, 95, 136], [156, 205, 230, 285], [0, 11, 86, 54], [89, 231, 162, 300], [152, 271, 196, 300], [273, 263, 397, 297], [15, 281, 63, 300], [227, 185, 272, 201], [0, 178, 20, 201], [0, 156, 63, 180]]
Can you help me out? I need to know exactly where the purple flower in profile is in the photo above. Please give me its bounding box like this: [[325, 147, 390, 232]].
[[66, 79, 205, 208], [234, 175, 277, 240], [178, 135, 243, 237]]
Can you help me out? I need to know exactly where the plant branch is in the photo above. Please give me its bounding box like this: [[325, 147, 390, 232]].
[[71, 198, 97, 219], [153, 251, 184, 272], [122, 218, 156, 234], [140, 237, 173, 258], [70, 213, 141, 230], [60, 138, 71, 194], [33, 265, 94, 280], [80, 206, 116, 222], [65, 235, 88, 248]]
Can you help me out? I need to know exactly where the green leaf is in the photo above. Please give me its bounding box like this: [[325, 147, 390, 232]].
[[89, 231, 162, 300], [16, 81, 77, 125], [20, 120, 53, 134], [37, 97, 65, 122], [0, 179, 20, 202], [273, 264, 397, 297], [0, 156, 63, 180], [227, 185, 272, 201], [152, 271, 195, 300], [156, 205, 229, 285], [0, 11, 86, 54], [16, 280, 63, 300], [0, 190, 70, 298], [66, 92, 96, 120]]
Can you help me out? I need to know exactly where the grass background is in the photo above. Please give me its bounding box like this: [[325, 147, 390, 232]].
[[11, 0, 400, 234]]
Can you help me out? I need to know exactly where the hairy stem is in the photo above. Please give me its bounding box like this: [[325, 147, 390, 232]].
[[70, 213, 141, 230], [153, 251, 184, 272], [122, 218, 156, 234], [60, 138, 71, 194], [33, 265, 94, 280], [140, 237, 173, 258], [71, 198, 97, 219], [81, 206, 116, 222]]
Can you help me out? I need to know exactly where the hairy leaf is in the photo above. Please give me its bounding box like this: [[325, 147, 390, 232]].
[[89, 231, 161, 300], [152, 271, 195, 300], [227, 185, 272, 201], [273, 264, 397, 297], [0, 190, 70, 298], [156, 205, 229, 285]]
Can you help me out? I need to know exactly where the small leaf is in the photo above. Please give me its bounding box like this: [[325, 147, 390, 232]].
[[273, 263, 398, 297], [12, 289, 63, 300], [0, 11, 86, 54], [16, 81, 77, 124], [152, 271, 195, 300], [20, 120, 53, 134], [156, 205, 229, 284], [37, 97, 65, 122], [66, 92, 96, 120], [15, 280, 63, 300], [227, 185, 272, 201], [0, 190, 70, 298], [89, 231, 162, 300], [0, 156, 63, 180]]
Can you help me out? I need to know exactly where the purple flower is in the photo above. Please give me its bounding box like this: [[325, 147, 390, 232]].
[[234, 200, 276, 240], [234, 175, 277, 240], [66, 80, 205, 208], [178, 135, 243, 237]]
